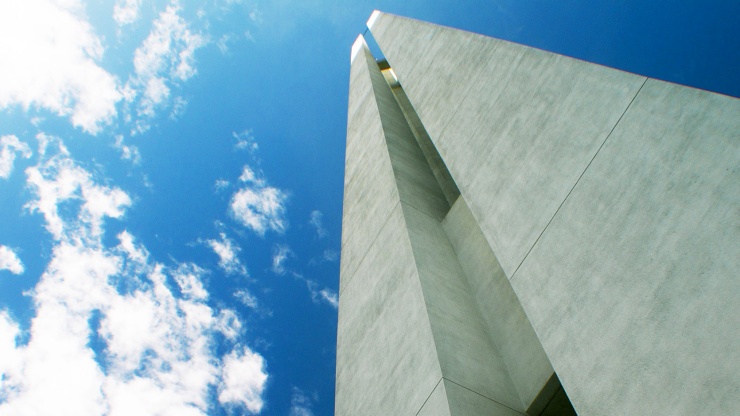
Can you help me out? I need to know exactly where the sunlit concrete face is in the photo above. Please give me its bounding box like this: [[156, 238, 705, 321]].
[[337, 11, 740, 416]]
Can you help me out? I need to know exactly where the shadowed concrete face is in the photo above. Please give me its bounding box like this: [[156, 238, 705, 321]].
[[337, 11, 740, 416]]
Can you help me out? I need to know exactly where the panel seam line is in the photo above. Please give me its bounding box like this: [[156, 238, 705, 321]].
[[443, 378, 527, 415], [414, 377, 444, 416], [510, 77, 649, 282], [339, 199, 401, 297]]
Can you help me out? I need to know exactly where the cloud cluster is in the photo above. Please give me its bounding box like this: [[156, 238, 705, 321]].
[[25, 135, 131, 241], [230, 164, 288, 236], [125, 3, 205, 133], [0, 0, 121, 134], [113, 0, 142, 26], [0, 246, 24, 275], [218, 347, 268, 413], [271, 244, 291, 275], [289, 387, 315, 416], [0, 138, 268, 415], [309, 210, 327, 239], [0, 135, 32, 180], [205, 232, 247, 276]]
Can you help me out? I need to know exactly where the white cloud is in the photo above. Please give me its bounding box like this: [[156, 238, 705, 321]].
[[113, 135, 141, 164], [0, 141, 268, 415], [25, 135, 131, 241], [319, 289, 338, 309], [216, 34, 232, 54], [230, 164, 287, 236], [172, 263, 208, 300], [289, 387, 315, 416], [238, 165, 262, 185], [214, 179, 230, 191], [0, 135, 32, 179], [233, 289, 258, 310], [113, 0, 142, 26], [205, 232, 247, 276], [271, 244, 291, 275], [0, 245, 24, 275], [0, 0, 121, 134], [215, 309, 242, 341], [289, 272, 338, 310], [127, 3, 205, 133], [233, 130, 258, 152], [218, 346, 268, 413], [309, 210, 327, 239], [322, 249, 338, 262]]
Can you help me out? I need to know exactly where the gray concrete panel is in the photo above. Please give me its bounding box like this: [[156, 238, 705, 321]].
[[417, 380, 452, 416], [370, 13, 502, 146], [366, 49, 450, 220], [336, 203, 442, 415], [340, 42, 401, 292], [402, 202, 522, 411], [444, 379, 526, 416], [511, 79, 740, 414], [370, 12, 646, 278], [442, 197, 554, 410]]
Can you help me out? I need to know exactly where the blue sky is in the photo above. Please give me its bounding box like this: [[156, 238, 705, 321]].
[[0, 1, 737, 415]]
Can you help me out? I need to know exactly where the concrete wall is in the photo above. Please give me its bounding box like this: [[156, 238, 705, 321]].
[[367, 11, 740, 415], [336, 40, 442, 415]]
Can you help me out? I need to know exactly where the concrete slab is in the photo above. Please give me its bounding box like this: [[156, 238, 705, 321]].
[[511, 79, 740, 414]]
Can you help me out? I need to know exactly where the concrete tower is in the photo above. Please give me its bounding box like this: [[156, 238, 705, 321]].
[[336, 11, 739, 416]]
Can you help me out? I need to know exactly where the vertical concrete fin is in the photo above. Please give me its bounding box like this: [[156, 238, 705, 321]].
[[369, 11, 646, 281], [336, 39, 444, 416], [366, 55, 528, 413], [364, 10, 740, 416]]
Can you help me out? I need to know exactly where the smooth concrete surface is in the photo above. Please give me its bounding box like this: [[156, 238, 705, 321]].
[[337, 40, 446, 416], [371, 12, 646, 278], [402, 202, 522, 411], [364, 37, 524, 412], [419, 379, 528, 416], [417, 380, 452, 416], [444, 379, 527, 416], [340, 12, 739, 416], [336, 203, 443, 415], [442, 197, 554, 411], [511, 79, 740, 415], [340, 40, 401, 293]]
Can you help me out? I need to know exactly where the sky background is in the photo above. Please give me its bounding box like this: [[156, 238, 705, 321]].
[[0, 1, 737, 415]]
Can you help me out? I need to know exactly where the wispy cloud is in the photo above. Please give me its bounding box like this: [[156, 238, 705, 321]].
[[233, 129, 258, 152], [309, 210, 327, 239], [126, 3, 205, 133], [113, 135, 141, 164], [0, 137, 268, 415], [319, 288, 338, 308], [214, 179, 230, 191], [0, 245, 24, 275], [0, 135, 32, 179], [290, 387, 316, 416], [271, 245, 337, 308], [290, 271, 338, 309], [230, 164, 287, 236], [113, 0, 142, 26], [0, 0, 121, 134], [308, 248, 339, 266], [271, 244, 291, 275], [234, 289, 258, 310], [205, 232, 247, 275]]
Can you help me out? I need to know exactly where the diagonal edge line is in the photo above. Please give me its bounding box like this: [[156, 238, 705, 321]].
[[443, 378, 527, 415], [338, 200, 400, 298], [415, 377, 445, 416], [510, 77, 649, 282]]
